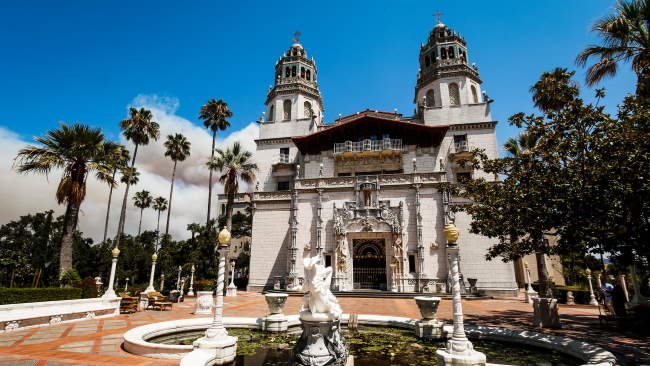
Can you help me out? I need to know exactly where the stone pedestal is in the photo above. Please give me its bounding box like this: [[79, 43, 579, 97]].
[[414, 296, 444, 340], [180, 333, 237, 366], [226, 283, 237, 297], [532, 297, 560, 328], [436, 343, 487, 366], [566, 291, 575, 305], [263, 293, 289, 332], [291, 313, 348, 366], [416, 319, 445, 340], [195, 291, 213, 315]]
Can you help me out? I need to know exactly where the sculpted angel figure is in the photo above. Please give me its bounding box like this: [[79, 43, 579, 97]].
[[302, 255, 342, 320]]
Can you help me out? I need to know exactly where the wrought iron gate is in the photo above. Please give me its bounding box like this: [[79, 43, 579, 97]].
[[353, 239, 387, 290]]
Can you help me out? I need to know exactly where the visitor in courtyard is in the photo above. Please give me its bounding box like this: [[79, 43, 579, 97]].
[[601, 280, 615, 314]]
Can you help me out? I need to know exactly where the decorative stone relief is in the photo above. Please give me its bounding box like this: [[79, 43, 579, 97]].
[[194, 291, 213, 315], [49, 315, 63, 324], [4, 321, 19, 331], [85, 311, 96, 319]]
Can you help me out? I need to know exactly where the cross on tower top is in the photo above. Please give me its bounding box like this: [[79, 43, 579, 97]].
[[292, 31, 301, 44], [433, 11, 444, 24]]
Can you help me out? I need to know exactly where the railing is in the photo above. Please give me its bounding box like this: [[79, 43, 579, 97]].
[[278, 154, 291, 164], [333, 139, 402, 154], [453, 141, 469, 153]]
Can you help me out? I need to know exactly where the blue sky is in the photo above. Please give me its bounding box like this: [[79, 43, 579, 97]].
[[0, 0, 636, 147]]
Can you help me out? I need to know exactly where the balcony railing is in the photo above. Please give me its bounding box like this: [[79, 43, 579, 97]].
[[333, 138, 402, 154], [278, 153, 291, 164], [453, 141, 468, 153]]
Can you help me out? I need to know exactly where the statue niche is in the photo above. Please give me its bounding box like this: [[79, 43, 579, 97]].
[[359, 183, 374, 207]]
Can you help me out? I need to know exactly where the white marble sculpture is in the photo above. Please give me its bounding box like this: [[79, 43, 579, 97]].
[[301, 255, 342, 321]]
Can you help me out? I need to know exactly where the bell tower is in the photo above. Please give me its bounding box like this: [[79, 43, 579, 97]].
[[263, 36, 324, 130], [414, 17, 491, 126]]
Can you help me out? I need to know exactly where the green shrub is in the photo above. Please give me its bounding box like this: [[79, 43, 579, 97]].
[[80, 277, 98, 298], [60, 269, 82, 288], [0, 287, 82, 305], [193, 279, 215, 292]]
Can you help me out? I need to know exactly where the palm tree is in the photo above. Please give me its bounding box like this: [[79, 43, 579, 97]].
[[152, 196, 168, 236], [133, 190, 153, 235], [14, 123, 117, 278], [102, 145, 130, 242], [207, 142, 257, 231], [529, 68, 579, 113], [576, 0, 650, 97], [504, 132, 539, 157], [163, 133, 191, 236], [199, 99, 232, 225], [115, 107, 160, 248], [187, 223, 201, 243]]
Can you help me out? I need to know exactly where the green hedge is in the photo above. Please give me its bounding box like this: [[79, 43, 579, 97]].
[[0, 288, 82, 305]]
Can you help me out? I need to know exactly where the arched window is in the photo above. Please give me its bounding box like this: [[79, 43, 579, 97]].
[[471, 85, 479, 104], [291, 66, 296, 77], [283, 100, 291, 120], [306, 69, 311, 80], [269, 105, 275, 121], [285, 67, 290, 77], [441, 47, 447, 59], [448, 46, 455, 59], [300, 67, 305, 78], [449, 83, 460, 106], [304, 101, 313, 118], [425, 89, 436, 107], [425, 55, 431, 67]]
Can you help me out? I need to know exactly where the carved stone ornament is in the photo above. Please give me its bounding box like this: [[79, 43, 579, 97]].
[[4, 321, 19, 331], [84, 311, 96, 319], [49, 315, 63, 324]]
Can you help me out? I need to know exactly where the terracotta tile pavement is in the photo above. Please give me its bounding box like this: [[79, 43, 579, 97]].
[[0, 292, 647, 365]]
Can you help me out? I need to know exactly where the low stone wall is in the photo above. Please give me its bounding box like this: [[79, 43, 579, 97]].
[[0, 297, 121, 332], [123, 314, 616, 366]]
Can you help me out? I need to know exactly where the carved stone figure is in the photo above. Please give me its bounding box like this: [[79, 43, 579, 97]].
[[301, 256, 342, 320], [362, 185, 372, 207], [336, 237, 349, 273], [292, 256, 348, 366]]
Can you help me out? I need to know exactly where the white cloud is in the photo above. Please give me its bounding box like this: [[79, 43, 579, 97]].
[[0, 95, 259, 242]]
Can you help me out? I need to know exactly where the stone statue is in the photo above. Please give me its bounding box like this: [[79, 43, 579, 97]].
[[336, 237, 349, 273], [293, 256, 348, 366], [301, 256, 342, 320], [391, 235, 404, 275]]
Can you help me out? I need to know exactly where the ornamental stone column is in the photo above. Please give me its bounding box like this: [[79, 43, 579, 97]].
[[436, 222, 485, 366], [188, 265, 195, 297], [145, 253, 157, 293], [102, 247, 120, 298], [181, 227, 237, 365], [586, 268, 598, 306]]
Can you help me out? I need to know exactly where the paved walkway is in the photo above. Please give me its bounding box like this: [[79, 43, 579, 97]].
[[0, 293, 647, 365]]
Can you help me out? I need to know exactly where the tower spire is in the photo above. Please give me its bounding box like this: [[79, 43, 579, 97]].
[[433, 11, 444, 25], [292, 31, 301, 44]]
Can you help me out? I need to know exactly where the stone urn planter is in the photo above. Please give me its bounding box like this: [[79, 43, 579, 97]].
[[467, 278, 478, 294], [414, 296, 443, 339], [194, 291, 213, 315], [263, 293, 289, 332], [265, 293, 289, 314], [414, 296, 441, 320]]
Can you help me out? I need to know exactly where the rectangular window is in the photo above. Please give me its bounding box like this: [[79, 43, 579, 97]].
[[277, 181, 290, 191], [454, 134, 468, 152], [408, 255, 417, 273], [279, 148, 290, 163], [337, 172, 352, 177], [325, 255, 332, 268]]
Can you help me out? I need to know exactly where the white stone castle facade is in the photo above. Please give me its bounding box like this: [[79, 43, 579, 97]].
[[247, 21, 518, 296]]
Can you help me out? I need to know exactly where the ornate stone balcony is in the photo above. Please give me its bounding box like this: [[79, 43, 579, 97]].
[[449, 141, 474, 161]]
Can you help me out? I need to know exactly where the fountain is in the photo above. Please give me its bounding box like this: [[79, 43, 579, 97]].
[[291, 255, 350, 366]]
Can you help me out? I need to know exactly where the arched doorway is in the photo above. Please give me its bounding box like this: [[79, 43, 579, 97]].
[[353, 239, 386, 290]]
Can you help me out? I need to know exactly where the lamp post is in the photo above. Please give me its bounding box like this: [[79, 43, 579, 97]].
[[94, 276, 102, 297], [182, 227, 237, 365], [145, 253, 158, 293], [586, 268, 598, 306], [524, 261, 537, 304], [436, 222, 485, 366], [160, 273, 165, 292], [188, 264, 195, 297], [102, 248, 120, 298], [227, 260, 237, 297], [124, 277, 129, 292], [176, 266, 182, 291]]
